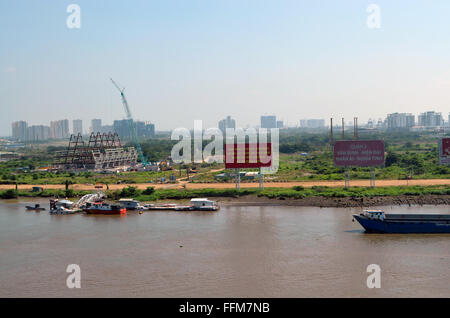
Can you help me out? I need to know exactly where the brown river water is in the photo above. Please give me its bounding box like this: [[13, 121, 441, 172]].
[[0, 199, 449, 297]]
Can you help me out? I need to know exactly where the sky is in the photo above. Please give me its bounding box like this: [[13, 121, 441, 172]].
[[1, 0, 450, 136]]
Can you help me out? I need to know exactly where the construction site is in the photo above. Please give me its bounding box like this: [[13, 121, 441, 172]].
[[54, 132, 138, 171]]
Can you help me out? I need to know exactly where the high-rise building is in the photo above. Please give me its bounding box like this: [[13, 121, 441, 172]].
[[260, 115, 277, 129], [27, 125, 50, 141], [113, 119, 155, 139], [141, 122, 155, 138], [11, 121, 28, 141], [276, 120, 284, 128], [91, 119, 102, 133], [218, 116, 236, 133], [50, 119, 69, 139], [73, 119, 83, 135], [386, 113, 415, 130], [418, 111, 443, 127], [100, 125, 114, 134], [299, 119, 325, 128]]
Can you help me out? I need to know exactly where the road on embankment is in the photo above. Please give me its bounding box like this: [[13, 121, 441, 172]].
[[2, 179, 450, 191]]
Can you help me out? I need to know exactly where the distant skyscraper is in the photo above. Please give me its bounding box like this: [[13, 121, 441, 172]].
[[27, 125, 50, 141], [219, 116, 236, 133], [386, 113, 415, 130], [73, 119, 83, 135], [299, 119, 325, 128], [260, 115, 277, 129], [418, 111, 443, 127], [11, 121, 28, 141], [100, 125, 114, 134], [50, 119, 69, 139], [276, 120, 284, 128], [91, 119, 102, 133], [113, 119, 155, 139]]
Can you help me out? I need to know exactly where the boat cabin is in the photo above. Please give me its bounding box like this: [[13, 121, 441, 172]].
[[190, 198, 216, 209], [363, 210, 385, 220], [49, 199, 74, 210], [118, 198, 140, 210]]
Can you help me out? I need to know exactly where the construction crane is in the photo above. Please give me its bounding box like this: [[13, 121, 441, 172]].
[[110, 78, 148, 166]]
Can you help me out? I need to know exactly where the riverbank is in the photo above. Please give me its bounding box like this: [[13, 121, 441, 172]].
[[3, 184, 450, 208], [215, 194, 450, 207]]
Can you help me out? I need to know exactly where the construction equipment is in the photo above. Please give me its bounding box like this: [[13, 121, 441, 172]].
[[110, 78, 148, 166]]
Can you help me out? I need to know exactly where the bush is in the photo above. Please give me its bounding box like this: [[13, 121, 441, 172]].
[[142, 186, 155, 195], [120, 186, 139, 198], [1, 189, 18, 199], [292, 185, 305, 191]]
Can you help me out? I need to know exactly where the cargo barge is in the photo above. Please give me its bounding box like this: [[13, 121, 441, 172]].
[[83, 202, 126, 215], [353, 210, 450, 233], [145, 198, 219, 211]]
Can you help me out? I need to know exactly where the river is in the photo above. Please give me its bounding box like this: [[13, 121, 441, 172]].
[[0, 199, 449, 297]]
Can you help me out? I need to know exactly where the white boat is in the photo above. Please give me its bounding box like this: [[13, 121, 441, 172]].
[[118, 198, 141, 210], [190, 198, 219, 211], [49, 199, 80, 214], [49, 205, 79, 215]]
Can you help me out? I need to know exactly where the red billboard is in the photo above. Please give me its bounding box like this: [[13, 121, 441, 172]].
[[334, 140, 385, 167], [224, 143, 272, 169], [439, 138, 450, 165]]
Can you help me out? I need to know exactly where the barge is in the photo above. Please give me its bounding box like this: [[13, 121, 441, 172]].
[[83, 202, 126, 215], [353, 210, 450, 233], [144, 199, 219, 211]]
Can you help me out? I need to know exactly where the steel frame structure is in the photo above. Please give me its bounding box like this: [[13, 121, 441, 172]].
[[54, 132, 137, 170]]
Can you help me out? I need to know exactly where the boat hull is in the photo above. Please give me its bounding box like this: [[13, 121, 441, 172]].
[[353, 215, 450, 233], [83, 208, 126, 215]]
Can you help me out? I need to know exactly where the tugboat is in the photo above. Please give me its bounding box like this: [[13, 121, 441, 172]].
[[353, 210, 450, 233], [83, 202, 126, 215]]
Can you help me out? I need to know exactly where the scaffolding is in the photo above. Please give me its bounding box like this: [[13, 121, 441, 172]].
[[54, 132, 138, 170]]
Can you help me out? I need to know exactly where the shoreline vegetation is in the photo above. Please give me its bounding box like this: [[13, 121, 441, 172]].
[[2, 184, 450, 207]]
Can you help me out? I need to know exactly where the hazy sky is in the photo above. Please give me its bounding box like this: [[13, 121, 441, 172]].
[[2, 0, 450, 136]]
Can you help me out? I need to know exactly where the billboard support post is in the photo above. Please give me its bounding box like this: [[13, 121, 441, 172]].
[[370, 167, 375, 188], [235, 168, 240, 190], [259, 167, 264, 190], [345, 168, 350, 189]]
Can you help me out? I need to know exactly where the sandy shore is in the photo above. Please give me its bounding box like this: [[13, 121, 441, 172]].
[[1, 178, 450, 191]]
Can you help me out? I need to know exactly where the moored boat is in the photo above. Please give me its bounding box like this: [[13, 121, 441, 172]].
[[353, 210, 450, 233], [83, 202, 126, 215], [118, 198, 141, 210], [25, 204, 46, 211], [49, 199, 81, 214], [189, 198, 219, 211]]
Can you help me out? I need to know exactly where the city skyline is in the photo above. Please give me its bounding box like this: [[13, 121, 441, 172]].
[[10, 107, 450, 141]]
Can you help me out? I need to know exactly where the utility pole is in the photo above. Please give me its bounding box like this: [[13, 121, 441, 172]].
[[354, 117, 358, 140], [329, 118, 334, 145]]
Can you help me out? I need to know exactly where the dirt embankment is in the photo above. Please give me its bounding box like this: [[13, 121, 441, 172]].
[[216, 194, 450, 208], [2, 178, 450, 191]]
